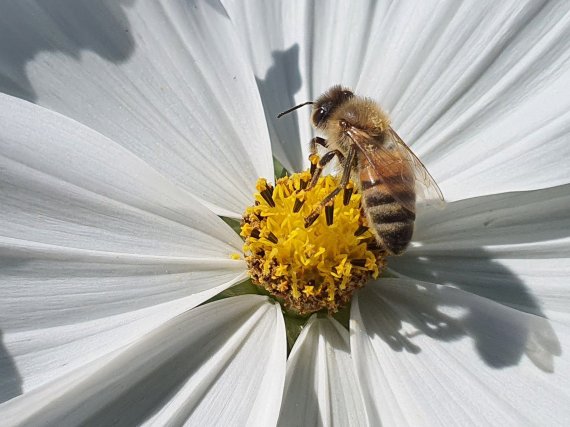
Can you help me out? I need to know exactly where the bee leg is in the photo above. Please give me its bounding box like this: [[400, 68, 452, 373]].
[[305, 147, 356, 227], [308, 149, 344, 189], [309, 137, 329, 175], [310, 137, 328, 155]]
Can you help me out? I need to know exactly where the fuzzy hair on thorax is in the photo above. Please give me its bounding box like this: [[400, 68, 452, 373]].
[[323, 97, 391, 152]]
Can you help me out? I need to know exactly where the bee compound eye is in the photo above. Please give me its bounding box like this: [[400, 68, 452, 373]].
[[342, 90, 354, 99], [314, 107, 327, 124]]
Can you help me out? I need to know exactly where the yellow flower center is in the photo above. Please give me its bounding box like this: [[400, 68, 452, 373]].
[[241, 169, 385, 315]]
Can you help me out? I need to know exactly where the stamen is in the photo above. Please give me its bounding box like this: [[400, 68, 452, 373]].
[[325, 201, 334, 226], [343, 183, 354, 206], [367, 241, 382, 251], [260, 188, 275, 207], [255, 178, 276, 208], [352, 259, 367, 267], [354, 224, 368, 236], [305, 210, 320, 228], [267, 232, 278, 244], [293, 197, 305, 213]]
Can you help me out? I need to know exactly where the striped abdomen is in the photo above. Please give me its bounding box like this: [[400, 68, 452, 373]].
[[358, 152, 416, 255]]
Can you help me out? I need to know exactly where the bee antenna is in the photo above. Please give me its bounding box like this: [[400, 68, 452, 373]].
[[277, 101, 314, 118]]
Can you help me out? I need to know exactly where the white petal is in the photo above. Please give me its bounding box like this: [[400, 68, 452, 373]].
[[0, 289, 241, 403], [224, 0, 382, 172], [278, 316, 368, 427], [0, 95, 252, 400], [0, 296, 286, 427], [390, 184, 570, 319], [351, 279, 570, 426], [228, 0, 570, 197], [0, 1, 272, 216], [356, 1, 570, 200], [0, 94, 245, 321]]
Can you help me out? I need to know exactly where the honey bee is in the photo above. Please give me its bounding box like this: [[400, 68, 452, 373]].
[[278, 85, 445, 255]]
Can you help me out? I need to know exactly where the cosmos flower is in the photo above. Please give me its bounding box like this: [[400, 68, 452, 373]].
[[1, 1, 570, 425]]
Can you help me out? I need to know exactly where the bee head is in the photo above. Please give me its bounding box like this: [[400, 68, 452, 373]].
[[311, 86, 354, 128], [276, 85, 354, 126]]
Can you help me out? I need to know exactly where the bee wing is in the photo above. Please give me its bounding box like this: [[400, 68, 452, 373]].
[[346, 126, 445, 213], [386, 127, 446, 209]]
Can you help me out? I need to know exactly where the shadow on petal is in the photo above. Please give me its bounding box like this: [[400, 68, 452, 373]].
[[0, 330, 22, 404], [451, 284, 561, 372], [256, 44, 304, 171], [0, 0, 136, 101], [385, 186, 569, 371], [365, 288, 461, 356], [357, 278, 562, 374]]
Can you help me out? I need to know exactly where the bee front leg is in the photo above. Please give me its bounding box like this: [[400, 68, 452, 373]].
[[310, 136, 328, 155], [309, 137, 329, 175], [305, 146, 356, 227], [308, 149, 345, 189]]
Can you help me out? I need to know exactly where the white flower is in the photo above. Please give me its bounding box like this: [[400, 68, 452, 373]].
[[1, 1, 569, 426]]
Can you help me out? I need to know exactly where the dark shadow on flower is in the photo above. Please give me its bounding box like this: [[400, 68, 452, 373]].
[[203, 0, 230, 18], [366, 278, 561, 373], [368, 289, 460, 356], [374, 185, 569, 373], [255, 44, 304, 171], [0, 330, 22, 404], [0, 255, 29, 404], [0, 0, 136, 102]]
